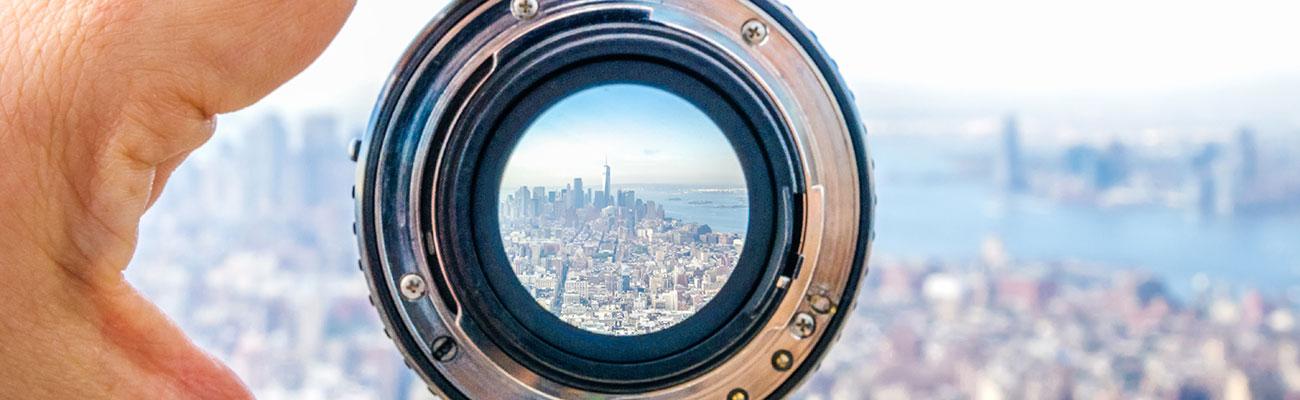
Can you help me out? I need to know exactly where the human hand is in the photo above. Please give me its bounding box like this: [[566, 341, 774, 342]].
[[0, 1, 354, 398]]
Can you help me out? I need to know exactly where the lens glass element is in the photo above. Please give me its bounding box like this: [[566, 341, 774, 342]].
[[498, 84, 748, 336]]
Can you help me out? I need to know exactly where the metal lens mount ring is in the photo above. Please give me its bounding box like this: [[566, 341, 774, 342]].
[[354, 0, 875, 398]]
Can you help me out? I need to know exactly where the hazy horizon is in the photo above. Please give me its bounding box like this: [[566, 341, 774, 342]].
[[129, 1, 1300, 398], [230, 0, 1299, 140], [499, 84, 747, 189]]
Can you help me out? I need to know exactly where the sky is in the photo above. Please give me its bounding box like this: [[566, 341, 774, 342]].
[[499, 84, 747, 189], [225, 0, 1300, 142], [810, 0, 1300, 93]]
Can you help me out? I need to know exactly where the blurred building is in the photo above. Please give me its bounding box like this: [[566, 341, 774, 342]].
[[995, 115, 1027, 192]]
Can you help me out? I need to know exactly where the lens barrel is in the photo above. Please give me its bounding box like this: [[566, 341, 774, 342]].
[[354, 1, 874, 398]]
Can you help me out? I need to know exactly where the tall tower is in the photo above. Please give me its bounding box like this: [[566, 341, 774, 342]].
[[602, 157, 612, 208], [1236, 127, 1258, 184], [572, 177, 584, 209], [996, 115, 1027, 192]]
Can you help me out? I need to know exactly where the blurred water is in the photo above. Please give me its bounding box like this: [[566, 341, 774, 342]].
[[872, 135, 1300, 295], [619, 184, 750, 235]]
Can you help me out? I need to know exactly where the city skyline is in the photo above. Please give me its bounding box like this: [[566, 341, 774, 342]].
[[498, 159, 747, 335], [115, 0, 1300, 397], [498, 84, 747, 189], [125, 106, 1300, 398], [498, 162, 748, 198]]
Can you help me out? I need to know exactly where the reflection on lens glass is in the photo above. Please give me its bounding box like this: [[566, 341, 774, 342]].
[[498, 84, 748, 336]]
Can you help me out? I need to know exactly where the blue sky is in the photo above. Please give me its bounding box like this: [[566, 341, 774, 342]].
[[499, 84, 746, 189]]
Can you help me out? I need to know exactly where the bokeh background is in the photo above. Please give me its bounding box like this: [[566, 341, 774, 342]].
[[128, 1, 1300, 399]]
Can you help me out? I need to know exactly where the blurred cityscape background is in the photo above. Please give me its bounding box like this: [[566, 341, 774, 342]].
[[126, 1, 1300, 399]]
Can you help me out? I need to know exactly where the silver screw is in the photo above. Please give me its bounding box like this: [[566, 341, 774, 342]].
[[808, 293, 835, 315], [400, 274, 427, 300], [431, 336, 458, 362], [791, 312, 816, 339], [510, 0, 540, 20], [741, 19, 769, 46]]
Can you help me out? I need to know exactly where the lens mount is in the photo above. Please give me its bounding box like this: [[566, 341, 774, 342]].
[[355, 1, 874, 398]]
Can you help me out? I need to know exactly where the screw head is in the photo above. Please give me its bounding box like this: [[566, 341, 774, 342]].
[[510, 0, 540, 20], [771, 350, 794, 371], [727, 388, 749, 400], [808, 293, 835, 314], [741, 19, 769, 45], [400, 274, 427, 300], [791, 312, 816, 339], [431, 336, 458, 362]]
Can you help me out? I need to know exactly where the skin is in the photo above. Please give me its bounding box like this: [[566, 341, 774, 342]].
[[0, 1, 355, 398]]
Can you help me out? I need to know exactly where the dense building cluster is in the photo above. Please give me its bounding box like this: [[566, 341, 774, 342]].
[[803, 250, 1300, 400], [129, 114, 428, 399], [499, 166, 743, 335], [124, 112, 1300, 399], [997, 117, 1300, 216]]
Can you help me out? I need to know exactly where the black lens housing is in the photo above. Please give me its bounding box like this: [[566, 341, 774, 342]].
[[355, 1, 874, 398], [444, 19, 803, 390]]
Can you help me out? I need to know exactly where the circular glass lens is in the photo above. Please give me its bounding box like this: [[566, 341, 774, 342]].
[[498, 84, 749, 336]]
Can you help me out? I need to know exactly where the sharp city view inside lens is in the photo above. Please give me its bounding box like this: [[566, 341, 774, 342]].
[[497, 84, 748, 336]]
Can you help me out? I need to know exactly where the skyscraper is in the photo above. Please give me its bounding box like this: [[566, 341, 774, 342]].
[[514, 186, 531, 218], [1191, 144, 1235, 217], [573, 178, 584, 209], [603, 159, 612, 208], [1236, 127, 1258, 184], [532, 186, 546, 216], [617, 190, 636, 208], [242, 113, 289, 216], [996, 115, 1028, 192], [299, 113, 342, 205]]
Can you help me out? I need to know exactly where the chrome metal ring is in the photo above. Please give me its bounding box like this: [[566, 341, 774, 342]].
[[354, 0, 874, 398]]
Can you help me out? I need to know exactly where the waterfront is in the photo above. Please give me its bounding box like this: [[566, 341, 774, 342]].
[[599, 136, 1300, 300], [872, 135, 1300, 297], [622, 185, 749, 234], [122, 112, 1300, 399]]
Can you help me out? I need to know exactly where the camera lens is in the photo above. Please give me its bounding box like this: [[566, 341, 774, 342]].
[[498, 84, 749, 336], [353, 0, 875, 398]]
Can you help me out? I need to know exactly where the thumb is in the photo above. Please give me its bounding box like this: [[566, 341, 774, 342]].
[[8, 0, 356, 280], [0, 0, 355, 399]]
